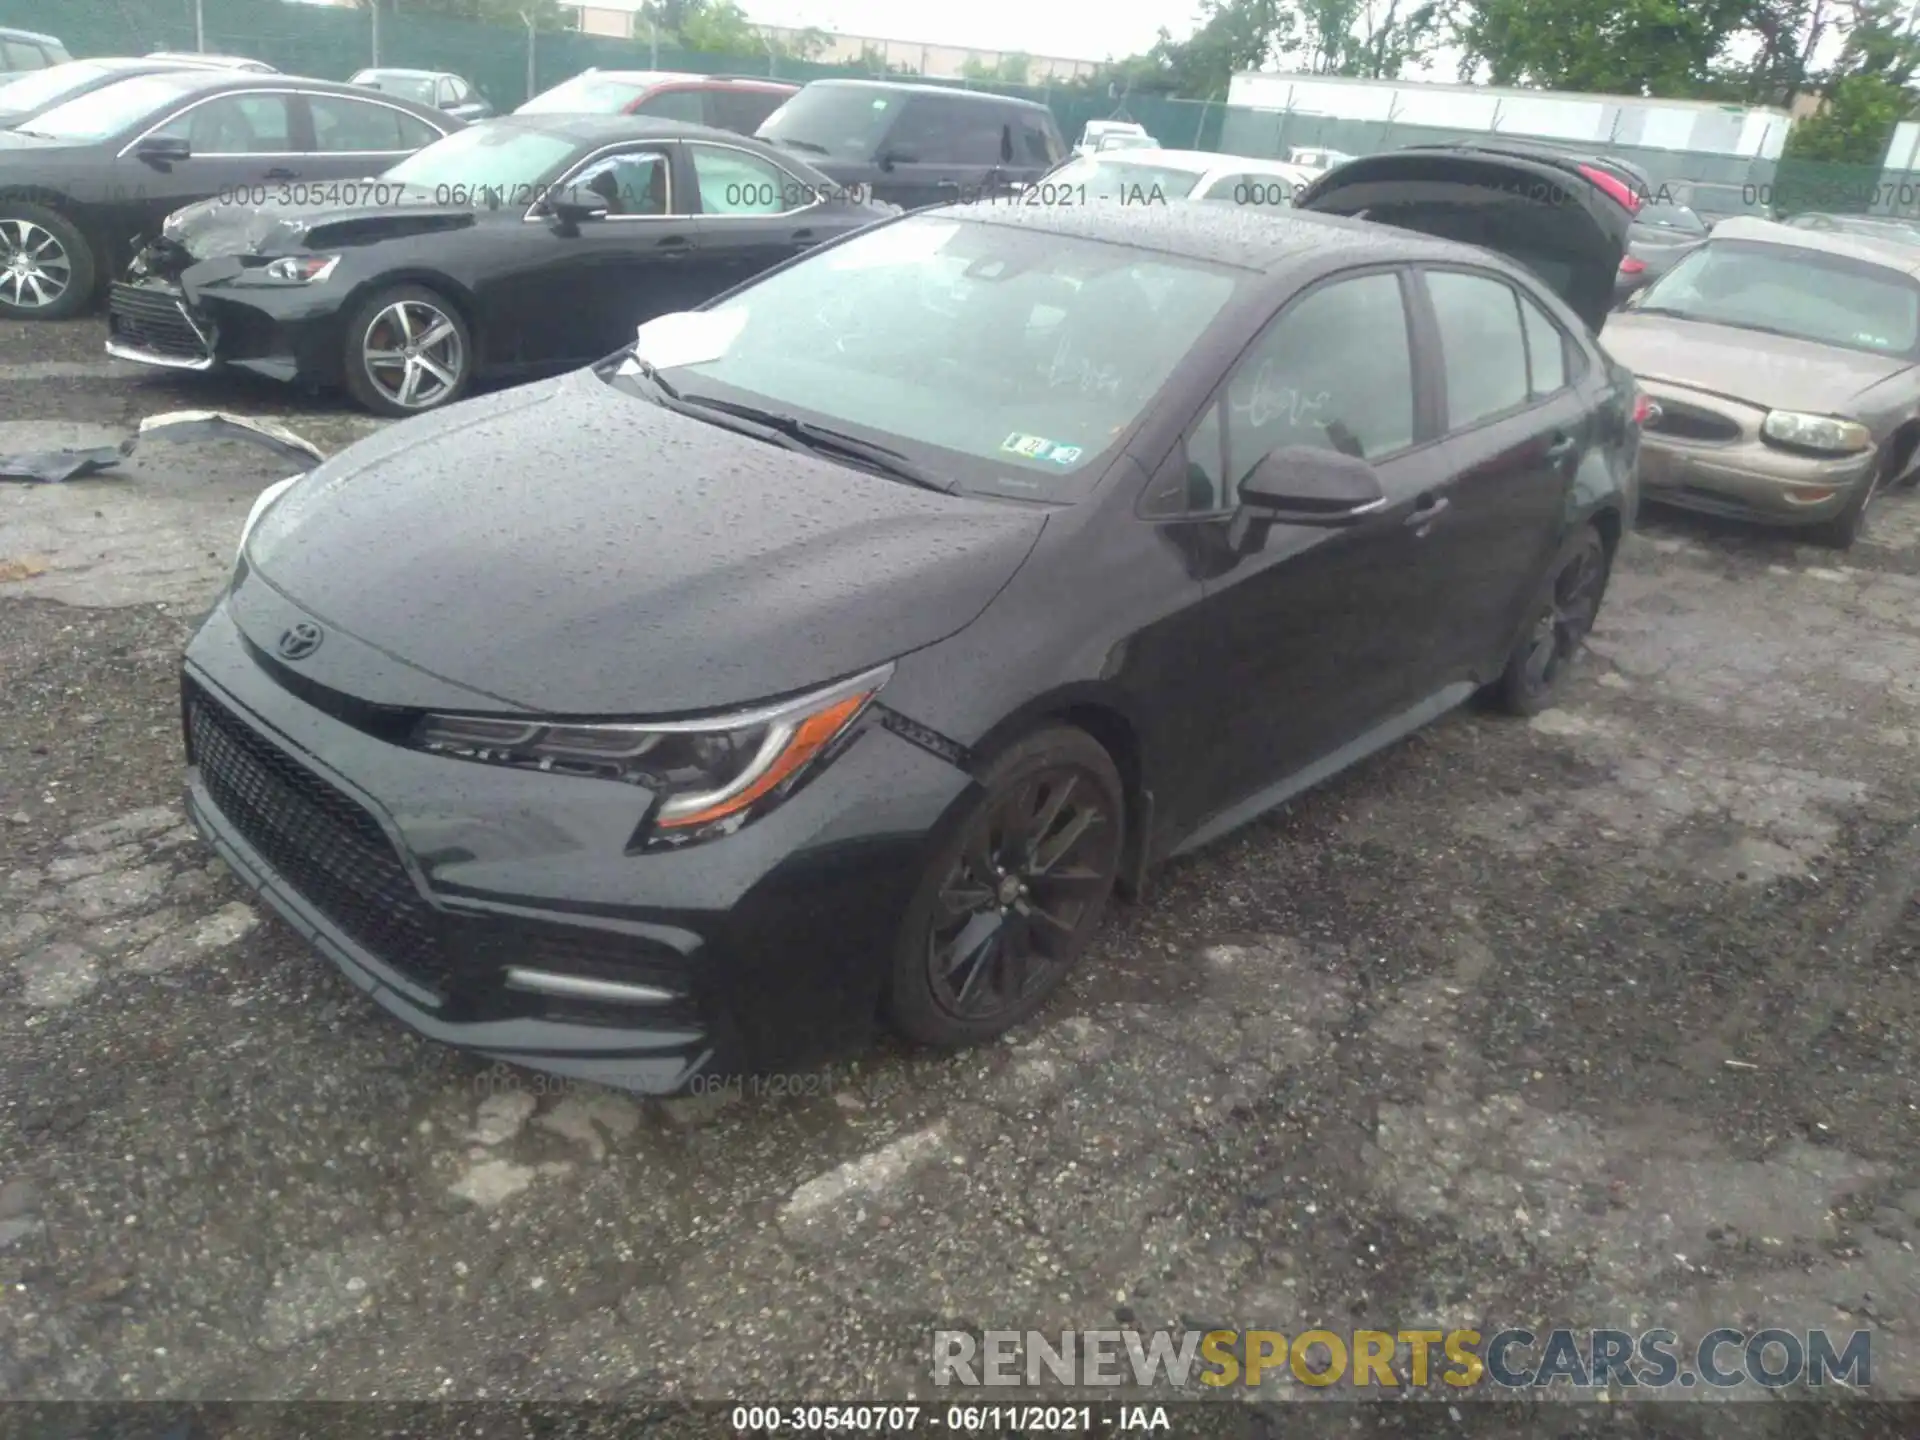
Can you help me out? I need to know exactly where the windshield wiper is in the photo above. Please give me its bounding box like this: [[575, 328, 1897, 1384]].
[[676, 395, 959, 493]]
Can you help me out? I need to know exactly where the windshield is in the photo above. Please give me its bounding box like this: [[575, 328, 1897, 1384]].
[[19, 73, 197, 141], [618, 216, 1240, 498], [382, 122, 577, 190], [1048, 155, 1203, 199], [1636, 203, 1705, 234], [517, 73, 648, 114], [1639, 238, 1920, 356], [356, 72, 437, 105], [756, 85, 901, 157], [0, 60, 120, 115]]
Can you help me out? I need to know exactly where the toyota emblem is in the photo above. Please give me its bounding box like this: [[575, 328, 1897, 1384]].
[[277, 621, 324, 661]]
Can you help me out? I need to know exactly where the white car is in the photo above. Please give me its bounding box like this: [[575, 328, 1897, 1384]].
[[1073, 119, 1148, 157], [1048, 148, 1319, 208], [1287, 146, 1355, 173]]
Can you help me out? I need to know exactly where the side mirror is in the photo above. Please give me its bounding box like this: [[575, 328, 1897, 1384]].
[[547, 185, 610, 227], [135, 135, 192, 165], [1229, 445, 1386, 551], [877, 148, 915, 170]]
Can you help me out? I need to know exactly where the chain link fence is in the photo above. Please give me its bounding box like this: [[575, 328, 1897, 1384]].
[[12, 0, 1920, 217]]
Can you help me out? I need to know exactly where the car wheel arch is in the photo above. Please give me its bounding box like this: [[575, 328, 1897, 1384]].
[[1881, 419, 1920, 485], [961, 688, 1151, 899]]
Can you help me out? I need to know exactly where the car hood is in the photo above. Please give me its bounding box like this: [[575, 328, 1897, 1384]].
[[1602, 311, 1914, 411], [243, 369, 1048, 716], [157, 184, 476, 262]]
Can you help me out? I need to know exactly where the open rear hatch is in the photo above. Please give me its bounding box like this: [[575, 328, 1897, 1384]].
[[1293, 142, 1635, 333]]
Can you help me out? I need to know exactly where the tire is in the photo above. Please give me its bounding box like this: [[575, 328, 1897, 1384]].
[[0, 203, 96, 320], [342, 283, 472, 417], [886, 725, 1125, 1049], [1491, 525, 1612, 716], [1805, 461, 1881, 550]]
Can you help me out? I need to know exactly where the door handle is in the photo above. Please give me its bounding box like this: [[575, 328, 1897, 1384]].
[[936, 179, 960, 192], [263, 167, 298, 180], [1404, 495, 1450, 530], [1544, 432, 1579, 463], [791, 228, 818, 248], [656, 236, 692, 258]]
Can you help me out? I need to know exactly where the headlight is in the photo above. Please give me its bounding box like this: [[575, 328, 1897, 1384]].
[[1761, 411, 1872, 454], [410, 664, 891, 843], [250, 255, 341, 284], [237, 474, 302, 562]]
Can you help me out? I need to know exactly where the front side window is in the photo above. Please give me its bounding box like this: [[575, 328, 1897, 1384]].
[[884, 99, 1009, 165], [1427, 270, 1531, 430], [1639, 238, 1920, 356], [1223, 271, 1416, 487], [152, 93, 293, 153], [617, 215, 1241, 498], [690, 144, 794, 215], [569, 150, 669, 215]]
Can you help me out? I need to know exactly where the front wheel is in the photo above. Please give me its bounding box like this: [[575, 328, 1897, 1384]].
[[0, 204, 95, 320], [1492, 525, 1612, 716], [886, 726, 1124, 1049], [342, 284, 472, 417], [1804, 466, 1878, 550]]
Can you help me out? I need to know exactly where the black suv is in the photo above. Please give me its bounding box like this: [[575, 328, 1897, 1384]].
[[755, 79, 1065, 209]]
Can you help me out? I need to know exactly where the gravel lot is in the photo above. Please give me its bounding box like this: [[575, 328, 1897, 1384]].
[[2, 316, 1918, 1412]]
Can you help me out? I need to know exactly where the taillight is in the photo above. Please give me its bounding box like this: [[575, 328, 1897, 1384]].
[[1579, 163, 1641, 214], [1632, 393, 1653, 426], [1619, 255, 1646, 275]]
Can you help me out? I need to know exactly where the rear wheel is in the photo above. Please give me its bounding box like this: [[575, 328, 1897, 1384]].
[[0, 204, 94, 320], [342, 284, 472, 417], [1492, 525, 1611, 716], [886, 726, 1124, 1048]]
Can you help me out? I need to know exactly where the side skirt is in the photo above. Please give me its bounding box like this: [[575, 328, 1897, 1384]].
[[1168, 681, 1477, 860]]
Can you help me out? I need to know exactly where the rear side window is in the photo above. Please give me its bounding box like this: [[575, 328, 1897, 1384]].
[[709, 87, 789, 135], [1426, 270, 1531, 429], [1516, 292, 1569, 396], [1015, 113, 1057, 166], [1202, 172, 1294, 207], [690, 143, 797, 215], [886, 97, 1011, 165], [3, 40, 48, 70], [634, 87, 703, 122], [308, 95, 413, 152]]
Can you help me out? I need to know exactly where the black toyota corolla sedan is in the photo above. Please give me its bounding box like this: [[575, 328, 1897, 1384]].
[[181, 147, 1642, 1092], [107, 115, 894, 415], [0, 69, 453, 318]]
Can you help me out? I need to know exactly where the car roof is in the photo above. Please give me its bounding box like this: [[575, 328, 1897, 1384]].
[[801, 77, 1052, 112], [483, 112, 788, 147], [943, 197, 1497, 275], [555, 69, 793, 90], [89, 70, 428, 102], [1712, 215, 1920, 274], [355, 67, 446, 80], [0, 27, 61, 44], [1080, 148, 1310, 175]]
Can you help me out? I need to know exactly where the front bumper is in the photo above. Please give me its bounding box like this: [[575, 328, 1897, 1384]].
[[181, 598, 973, 1091], [1636, 380, 1875, 525], [107, 273, 345, 387]]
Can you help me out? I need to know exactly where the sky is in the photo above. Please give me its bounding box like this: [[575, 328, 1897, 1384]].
[[739, 0, 1191, 62]]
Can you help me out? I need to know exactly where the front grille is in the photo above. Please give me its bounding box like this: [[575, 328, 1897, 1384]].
[[108, 283, 211, 361], [185, 679, 699, 1026], [1646, 400, 1741, 444], [185, 679, 453, 995]]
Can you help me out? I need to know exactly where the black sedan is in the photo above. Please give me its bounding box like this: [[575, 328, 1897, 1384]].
[[181, 150, 1640, 1091], [108, 115, 894, 415], [0, 70, 454, 318]]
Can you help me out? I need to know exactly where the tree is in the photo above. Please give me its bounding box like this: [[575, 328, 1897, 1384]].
[[353, 0, 571, 32], [961, 53, 1034, 84], [1455, 0, 1751, 97], [853, 43, 919, 76], [1784, 0, 1920, 164]]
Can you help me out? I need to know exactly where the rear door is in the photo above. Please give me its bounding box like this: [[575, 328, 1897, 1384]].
[[1413, 265, 1590, 677], [875, 95, 1005, 207], [1294, 145, 1633, 333], [683, 139, 822, 292]]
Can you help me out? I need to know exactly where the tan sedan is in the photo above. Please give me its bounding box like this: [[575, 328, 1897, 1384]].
[[1601, 216, 1920, 547]]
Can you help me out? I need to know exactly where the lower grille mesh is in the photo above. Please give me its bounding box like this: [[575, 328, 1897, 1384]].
[[109, 283, 211, 361]]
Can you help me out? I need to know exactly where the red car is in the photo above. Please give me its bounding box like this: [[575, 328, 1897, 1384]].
[[516, 70, 796, 135]]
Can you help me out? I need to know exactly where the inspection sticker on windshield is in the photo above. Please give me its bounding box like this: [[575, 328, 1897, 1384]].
[[1001, 433, 1084, 464]]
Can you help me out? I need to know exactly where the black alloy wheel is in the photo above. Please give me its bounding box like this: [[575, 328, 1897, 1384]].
[[888, 726, 1124, 1047], [1494, 525, 1611, 715]]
